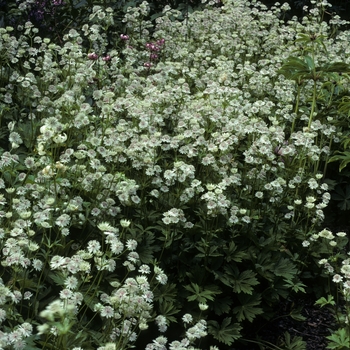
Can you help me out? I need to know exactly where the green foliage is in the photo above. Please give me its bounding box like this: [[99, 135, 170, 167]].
[[315, 295, 336, 307], [231, 269, 260, 295], [331, 184, 350, 210], [207, 317, 242, 346], [329, 150, 350, 172], [232, 294, 264, 322], [184, 283, 221, 303], [327, 328, 350, 350], [282, 332, 307, 350]]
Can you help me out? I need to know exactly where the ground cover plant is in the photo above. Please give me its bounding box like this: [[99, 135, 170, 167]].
[[1, 0, 350, 349]]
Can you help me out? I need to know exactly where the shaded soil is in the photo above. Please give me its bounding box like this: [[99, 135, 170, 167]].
[[232, 297, 336, 350]]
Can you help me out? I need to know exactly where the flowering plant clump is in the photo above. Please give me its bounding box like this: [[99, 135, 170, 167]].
[[1, 0, 350, 348], [303, 229, 350, 349]]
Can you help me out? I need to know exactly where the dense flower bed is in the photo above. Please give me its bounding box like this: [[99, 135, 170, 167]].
[[1, 0, 350, 349]]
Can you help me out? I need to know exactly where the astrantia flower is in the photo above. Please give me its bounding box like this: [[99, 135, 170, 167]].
[[98, 222, 117, 232], [344, 281, 350, 289], [156, 273, 168, 285], [32, 259, 43, 271], [110, 239, 124, 254], [333, 274, 343, 283], [182, 313, 193, 324], [126, 239, 137, 251], [24, 157, 36, 169], [139, 264, 151, 274], [64, 276, 79, 290], [318, 229, 334, 240], [302, 240, 310, 247], [337, 232, 347, 237], [199, 303, 208, 311], [100, 306, 114, 318], [50, 256, 66, 269], [60, 289, 73, 299], [91, 208, 101, 216], [55, 214, 71, 227], [107, 259, 116, 272], [120, 219, 131, 228], [0, 308, 6, 322], [128, 251, 139, 263], [341, 265, 350, 275], [87, 240, 101, 254], [23, 291, 33, 300]]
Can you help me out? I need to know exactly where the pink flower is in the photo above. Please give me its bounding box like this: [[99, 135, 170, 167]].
[[120, 34, 129, 40], [157, 38, 165, 46], [88, 52, 98, 60]]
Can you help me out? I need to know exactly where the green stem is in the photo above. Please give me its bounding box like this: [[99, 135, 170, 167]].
[[308, 80, 317, 130], [291, 84, 302, 136]]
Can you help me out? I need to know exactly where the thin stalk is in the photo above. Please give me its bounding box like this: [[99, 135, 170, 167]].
[[291, 83, 302, 136], [307, 80, 317, 130]]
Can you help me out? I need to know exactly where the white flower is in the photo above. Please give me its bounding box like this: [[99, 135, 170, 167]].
[[332, 274, 343, 283], [139, 264, 151, 274], [336, 232, 347, 237], [53, 133, 67, 144], [126, 239, 137, 251], [199, 303, 208, 311], [120, 219, 131, 228], [182, 313, 193, 324], [156, 273, 168, 285], [318, 229, 334, 240], [87, 240, 101, 254]]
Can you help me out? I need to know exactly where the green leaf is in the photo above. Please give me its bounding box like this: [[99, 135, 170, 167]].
[[320, 62, 350, 73], [315, 295, 335, 307], [232, 294, 263, 322], [283, 331, 307, 350], [232, 269, 260, 295], [212, 296, 233, 316], [255, 252, 275, 281], [284, 279, 307, 293], [326, 328, 350, 349], [48, 272, 65, 287], [304, 55, 315, 71], [290, 307, 307, 322], [274, 258, 298, 281], [208, 317, 242, 346], [278, 56, 311, 81], [154, 283, 178, 304], [224, 241, 249, 263], [19, 334, 41, 350], [329, 152, 350, 172], [158, 300, 180, 323], [184, 283, 221, 303], [331, 185, 350, 210]]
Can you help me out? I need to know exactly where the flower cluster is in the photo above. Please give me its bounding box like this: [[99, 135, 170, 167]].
[[146, 318, 208, 350], [1, 0, 349, 348]]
